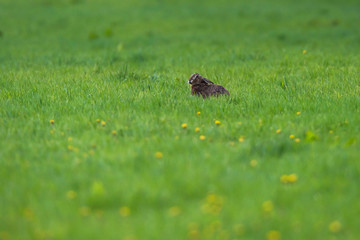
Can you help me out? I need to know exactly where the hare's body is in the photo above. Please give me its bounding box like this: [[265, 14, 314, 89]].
[[188, 73, 230, 98]]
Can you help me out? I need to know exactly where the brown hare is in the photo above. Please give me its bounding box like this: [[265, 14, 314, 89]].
[[188, 73, 230, 98]]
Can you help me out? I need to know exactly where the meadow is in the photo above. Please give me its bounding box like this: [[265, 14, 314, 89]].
[[1, 0, 360, 239]]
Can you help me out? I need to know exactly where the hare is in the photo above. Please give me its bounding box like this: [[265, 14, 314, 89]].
[[188, 73, 230, 98]]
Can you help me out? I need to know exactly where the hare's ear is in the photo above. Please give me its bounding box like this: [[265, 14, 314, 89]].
[[190, 73, 199, 80], [203, 78, 214, 85]]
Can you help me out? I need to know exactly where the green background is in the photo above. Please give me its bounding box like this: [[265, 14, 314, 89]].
[[1, 0, 359, 239]]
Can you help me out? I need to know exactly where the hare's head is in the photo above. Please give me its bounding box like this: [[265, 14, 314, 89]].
[[188, 73, 213, 86]]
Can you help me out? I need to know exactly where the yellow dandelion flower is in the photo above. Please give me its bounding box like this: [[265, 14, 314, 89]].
[[262, 201, 274, 213], [302, 50, 307, 54], [296, 112, 301, 115], [23, 208, 34, 220], [287, 174, 298, 183], [101, 121, 106, 126], [119, 206, 131, 217], [96, 119, 100, 123], [79, 207, 90, 217], [68, 137, 73, 142], [188, 229, 199, 240], [66, 190, 77, 199], [289, 134, 295, 139], [181, 123, 188, 129], [60, 132, 65, 136], [329, 130, 334, 134], [238, 136, 245, 142], [197, 112, 201, 116], [155, 152, 163, 159], [250, 159, 258, 167], [168, 206, 181, 217], [276, 129, 281, 134], [329, 220, 342, 233], [50, 120, 54, 125], [112, 130, 117, 136], [295, 138, 301, 143], [200, 135, 206, 140], [68, 145, 74, 151], [237, 121, 242, 125], [266, 230, 281, 240], [202, 194, 223, 215], [206, 193, 217, 203], [195, 127, 200, 133], [280, 175, 288, 183], [215, 120, 221, 125]]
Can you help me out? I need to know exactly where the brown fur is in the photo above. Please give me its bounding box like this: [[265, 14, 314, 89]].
[[188, 73, 230, 98]]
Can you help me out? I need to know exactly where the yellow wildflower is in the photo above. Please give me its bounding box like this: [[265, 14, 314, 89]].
[[195, 127, 200, 133], [262, 201, 274, 213], [289, 134, 295, 139], [79, 206, 90, 216], [101, 121, 106, 126], [215, 120, 221, 125], [276, 129, 281, 134], [155, 152, 163, 159], [281, 174, 298, 184], [266, 230, 281, 240], [200, 135, 206, 140], [296, 112, 301, 115], [96, 119, 100, 123], [112, 130, 117, 136], [202, 193, 223, 215], [302, 50, 307, 54], [238, 136, 245, 142], [280, 175, 288, 183], [295, 138, 301, 143], [287, 174, 298, 183], [119, 206, 131, 217], [188, 229, 199, 240], [181, 123, 188, 129], [66, 190, 77, 199], [49, 120, 54, 125], [67, 145, 74, 151], [23, 208, 34, 220], [250, 159, 258, 167], [168, 206, 181, 217], [329, 130, 334, 134], [329, 220, 342, 233], [197, 112, 201, 116], [68, 137, 73, 142]]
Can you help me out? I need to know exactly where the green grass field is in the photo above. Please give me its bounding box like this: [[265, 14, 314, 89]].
[[1, 0, 360, 239]]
